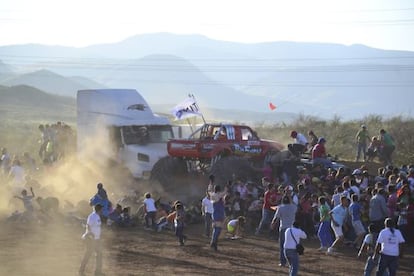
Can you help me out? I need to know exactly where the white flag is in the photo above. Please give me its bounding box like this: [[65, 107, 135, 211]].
[[172, 97, 202, 120]]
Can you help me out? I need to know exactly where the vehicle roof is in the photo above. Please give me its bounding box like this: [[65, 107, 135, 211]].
[[77, 89, 170, 126]]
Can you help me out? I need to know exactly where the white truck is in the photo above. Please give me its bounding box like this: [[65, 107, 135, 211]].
[[77, 89, 174, 178]]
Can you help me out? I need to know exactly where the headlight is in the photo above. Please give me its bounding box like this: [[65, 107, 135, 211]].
[[137, 153, 150, 162]]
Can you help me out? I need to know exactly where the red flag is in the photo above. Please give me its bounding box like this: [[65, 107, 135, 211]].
[[269, 102, 276, 111]]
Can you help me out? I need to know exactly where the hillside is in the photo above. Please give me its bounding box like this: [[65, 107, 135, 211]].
[[0, 85, 76, 123]]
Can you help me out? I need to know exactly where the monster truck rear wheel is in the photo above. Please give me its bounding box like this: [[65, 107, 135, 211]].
[[210, 156, 256, 185], [150, 156, 187, 188]]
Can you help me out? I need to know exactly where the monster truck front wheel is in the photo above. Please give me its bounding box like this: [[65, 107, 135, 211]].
[[210, 156, 256, 185], [150, 156, 187, 188]]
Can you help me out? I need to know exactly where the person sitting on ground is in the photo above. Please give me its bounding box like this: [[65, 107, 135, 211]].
[[227, 216, 245, 239], [120, 207, 133, 227], [108, 204, 123, 227]]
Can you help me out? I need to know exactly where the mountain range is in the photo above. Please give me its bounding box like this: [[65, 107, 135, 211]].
[[1, 32, 414, 121]]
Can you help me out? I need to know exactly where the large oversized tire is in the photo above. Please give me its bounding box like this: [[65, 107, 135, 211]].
[[150, 156, 187, 189], [210, 156, 256, 186]]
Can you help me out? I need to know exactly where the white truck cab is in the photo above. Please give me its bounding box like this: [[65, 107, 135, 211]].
[[77, 89, 173, 178]]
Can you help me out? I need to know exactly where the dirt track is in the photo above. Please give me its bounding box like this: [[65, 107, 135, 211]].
[[0, 221, 413, 276]]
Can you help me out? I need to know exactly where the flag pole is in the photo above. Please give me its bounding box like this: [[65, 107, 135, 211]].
[[189, 93, 206, 124]]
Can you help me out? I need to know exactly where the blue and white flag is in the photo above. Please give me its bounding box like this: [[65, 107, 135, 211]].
[[172, 97, 202, 120]]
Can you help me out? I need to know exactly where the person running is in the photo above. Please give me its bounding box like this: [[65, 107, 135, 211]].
[[358, 224, 379, 276], [317, 196, 333, 251], [79, 204, 104, 276], [271, 195, 298, 267], [255, 183, 277, 235], [327, 196, 349, 255], [174, 203, 187, 246], [284, 221, 307, 276], [373, 218, 405, 276], [349, 194, 366, 249]]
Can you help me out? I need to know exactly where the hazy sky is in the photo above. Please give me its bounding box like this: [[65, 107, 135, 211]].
[[1, 0, 413, 51]]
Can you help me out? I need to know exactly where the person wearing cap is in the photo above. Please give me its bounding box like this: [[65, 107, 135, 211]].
[[311, 137, 333, 168], [79, 203, 104, 276], [288, 131, 308, 157], [355, 125, 370, 162]]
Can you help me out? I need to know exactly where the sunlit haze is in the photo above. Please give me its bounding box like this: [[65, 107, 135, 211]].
[[1, 0, 413, 51]]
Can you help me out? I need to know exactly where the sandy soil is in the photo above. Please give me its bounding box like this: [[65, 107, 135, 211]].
[[0, 220, 412, 276]]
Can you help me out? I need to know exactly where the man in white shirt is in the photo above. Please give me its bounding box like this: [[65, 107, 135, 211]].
[[284, 221, 307, 276], [201, 192, 213, 238], [79, 204, 104, 276], [289, 131, 309, 156], [143, 192, 157, 230], [373, 218, 405, 276]]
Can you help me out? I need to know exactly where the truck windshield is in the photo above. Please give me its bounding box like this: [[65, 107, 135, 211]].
[[122, 125, 173, 144]]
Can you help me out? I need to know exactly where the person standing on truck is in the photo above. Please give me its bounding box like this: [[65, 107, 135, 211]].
[[288, 131, 308, 157]]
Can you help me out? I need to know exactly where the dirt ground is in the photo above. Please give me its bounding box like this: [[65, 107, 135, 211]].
[[0, 219, 413, 276]]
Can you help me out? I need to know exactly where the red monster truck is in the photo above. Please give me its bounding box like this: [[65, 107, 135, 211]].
[[150, 123, 284, 186]]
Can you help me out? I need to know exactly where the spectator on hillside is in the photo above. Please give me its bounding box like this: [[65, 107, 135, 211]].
[[355, 125, 370, 162], [312, 137, 333, 168], [379, 129, 395, 166], [366, 136, 381, 162]]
